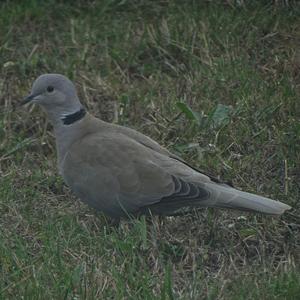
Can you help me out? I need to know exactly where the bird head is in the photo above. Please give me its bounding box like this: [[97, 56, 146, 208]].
[[22, 74, 83, 124]]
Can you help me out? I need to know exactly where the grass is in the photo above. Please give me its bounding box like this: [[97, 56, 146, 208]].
[[0, 0, 300, 298]]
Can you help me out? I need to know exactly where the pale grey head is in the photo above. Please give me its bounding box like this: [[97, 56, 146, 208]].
[[22, 74, 83, 124]]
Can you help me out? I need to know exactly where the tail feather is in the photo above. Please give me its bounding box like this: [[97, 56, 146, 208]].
[[204, 183, 291, 215]]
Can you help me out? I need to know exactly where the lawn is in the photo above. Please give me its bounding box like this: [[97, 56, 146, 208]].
[[0, 0, 299, 299]]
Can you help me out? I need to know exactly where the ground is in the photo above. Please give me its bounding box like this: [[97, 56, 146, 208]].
[[0, 0, 299, 299]]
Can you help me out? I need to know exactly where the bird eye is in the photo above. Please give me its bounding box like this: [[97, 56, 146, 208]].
[[47, 86, 54, 93]]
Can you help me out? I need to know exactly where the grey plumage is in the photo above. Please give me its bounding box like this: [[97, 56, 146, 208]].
[[22, 74, 291, 218]]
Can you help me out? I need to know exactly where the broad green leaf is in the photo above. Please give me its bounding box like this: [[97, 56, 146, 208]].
[[176, 102, 202, 124], [239, 228, 257, 238], [209, 103, 232, 128]]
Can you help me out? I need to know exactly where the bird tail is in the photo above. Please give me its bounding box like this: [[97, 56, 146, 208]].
[[203, 183, 291, 215]]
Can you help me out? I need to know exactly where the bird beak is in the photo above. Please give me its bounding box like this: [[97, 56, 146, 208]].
[[20, 93, 37, 105]]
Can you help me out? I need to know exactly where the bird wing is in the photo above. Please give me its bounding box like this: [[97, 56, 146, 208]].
[[61, 132, 210, 217], [110, 122, 229, 185]]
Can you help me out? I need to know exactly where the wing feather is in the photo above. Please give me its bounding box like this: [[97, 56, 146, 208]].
[[62, 132, 211, 217]]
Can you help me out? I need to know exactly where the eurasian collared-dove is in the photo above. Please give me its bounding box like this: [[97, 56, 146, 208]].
[[22, 74, 291, 218]]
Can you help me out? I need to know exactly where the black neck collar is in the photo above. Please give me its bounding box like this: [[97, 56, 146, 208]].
[[62, 108, 86, 125]]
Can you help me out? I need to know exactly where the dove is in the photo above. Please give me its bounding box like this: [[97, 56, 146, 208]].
[[22, 74, 291, 219]]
